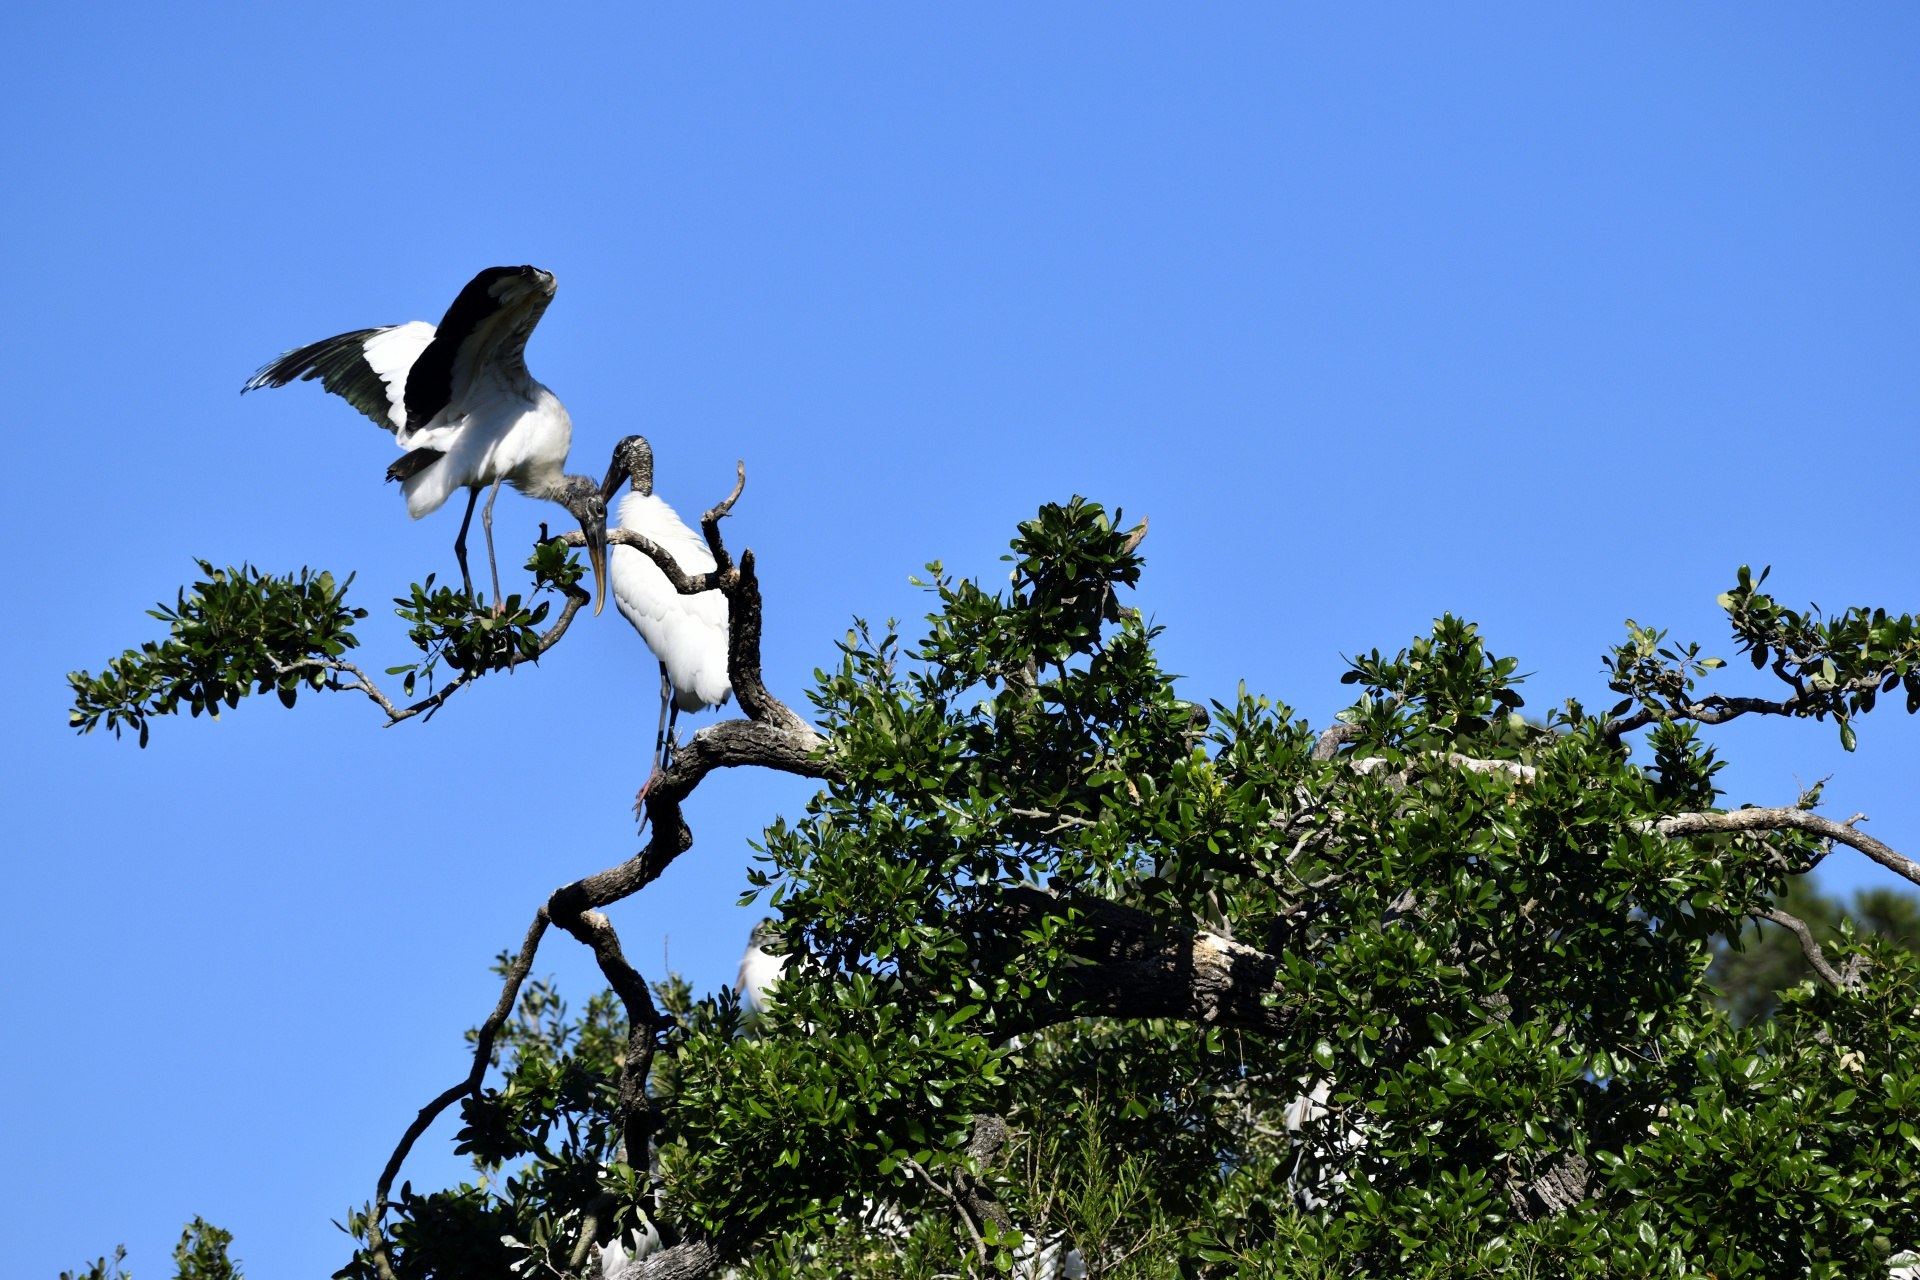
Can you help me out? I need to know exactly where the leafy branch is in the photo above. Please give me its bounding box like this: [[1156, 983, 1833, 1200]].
[[68, 561, 365, 746], [68, 538, 594, 739], [1601, 564, 1920, 749]]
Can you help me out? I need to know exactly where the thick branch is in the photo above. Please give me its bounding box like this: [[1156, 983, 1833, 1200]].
[[603, 1237, 723, 1280], [1653, 806, 1919, 889], [545, 907, 667, 1178], [554, 719, 829, 916], [998, 886, 1292, 1035], [1311, 722, 1363, 762], [727, 550, 809, 734]]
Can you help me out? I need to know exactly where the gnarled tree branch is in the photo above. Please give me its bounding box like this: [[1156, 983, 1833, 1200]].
[[1311, 722, 1363, 762], [367, 911, 550, 1280], [544, 906, 667, 1202], [997, 886, 1293, 1036], [1652, 806, 1918, 890], [368, 455, 829, 1277]]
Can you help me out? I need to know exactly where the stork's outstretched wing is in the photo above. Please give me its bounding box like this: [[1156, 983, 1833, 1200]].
[[241, 321, 436, 433]]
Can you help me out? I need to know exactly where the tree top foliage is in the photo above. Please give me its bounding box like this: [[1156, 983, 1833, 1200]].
[[69, 487, 1920, 1279]]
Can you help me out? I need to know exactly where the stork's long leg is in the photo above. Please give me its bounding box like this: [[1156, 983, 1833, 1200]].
[[480, 476, 507, 615], [664, 703, 683, 773], [452, 487, 482, 601], [635, 661, 674, 824], [653, 662, 672, 777]]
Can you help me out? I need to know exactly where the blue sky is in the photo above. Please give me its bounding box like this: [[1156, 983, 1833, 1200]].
[[5, 5, 1917, 1276]]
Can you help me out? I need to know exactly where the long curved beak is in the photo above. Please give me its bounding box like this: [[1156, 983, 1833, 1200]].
[[584, 515, 609, 617], [601, 456, 626, 504]]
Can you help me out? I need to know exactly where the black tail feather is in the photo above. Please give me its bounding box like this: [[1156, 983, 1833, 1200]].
[[386, 448, 443, 484]]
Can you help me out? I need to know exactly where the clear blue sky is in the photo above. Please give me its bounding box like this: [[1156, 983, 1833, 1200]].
[[5, 5, 1916, 1276]]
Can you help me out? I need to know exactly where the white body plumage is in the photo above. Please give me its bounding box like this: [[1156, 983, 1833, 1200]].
[[736, 919, 789, 1009], [611, 489, 732, 713], [400, 376, 575, 521]]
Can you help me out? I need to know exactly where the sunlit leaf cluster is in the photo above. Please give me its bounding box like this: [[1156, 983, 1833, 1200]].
[[68, 540, 592, 740], [67, 561, 365, 746]]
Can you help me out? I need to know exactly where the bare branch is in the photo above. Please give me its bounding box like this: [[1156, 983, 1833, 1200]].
[[367, 912, 550, 1280], [699, 460, 748, 576], [1761, 907, 1854, 991], [564, 461, 744, 596], [545, 907, 667, 1180], [556, 719, 830, 914], [1652, 806, 1919, 889], [571, 528, 735, 596]]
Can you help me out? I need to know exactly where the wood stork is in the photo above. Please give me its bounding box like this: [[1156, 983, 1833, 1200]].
[[601, 435, 731, 782], [241, 265, 609, 615], [735, 917, 788, 1009]]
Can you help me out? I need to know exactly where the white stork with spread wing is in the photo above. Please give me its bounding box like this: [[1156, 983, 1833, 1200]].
[[242, 265, 609, 614]]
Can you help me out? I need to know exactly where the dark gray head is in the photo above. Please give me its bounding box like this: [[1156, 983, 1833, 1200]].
[[552, 473, 609, 617], [600, 434, 655, 502]]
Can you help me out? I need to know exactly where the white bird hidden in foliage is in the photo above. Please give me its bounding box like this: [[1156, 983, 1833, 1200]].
[[602, 435, 731, 783], [242, 265, 609, 615], [735, 917, 789, 1009]]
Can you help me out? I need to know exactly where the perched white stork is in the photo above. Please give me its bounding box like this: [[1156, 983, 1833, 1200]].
[[601, 435, 731, 782], [242, 265, 609, 614]]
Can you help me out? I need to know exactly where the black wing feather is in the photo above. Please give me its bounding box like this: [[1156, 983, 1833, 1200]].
[[241, 327, 401, 432]]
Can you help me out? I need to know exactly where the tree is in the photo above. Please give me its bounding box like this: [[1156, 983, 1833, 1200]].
[[61, 1219, 243, 1280], [70, 478, 1920, 1278]]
